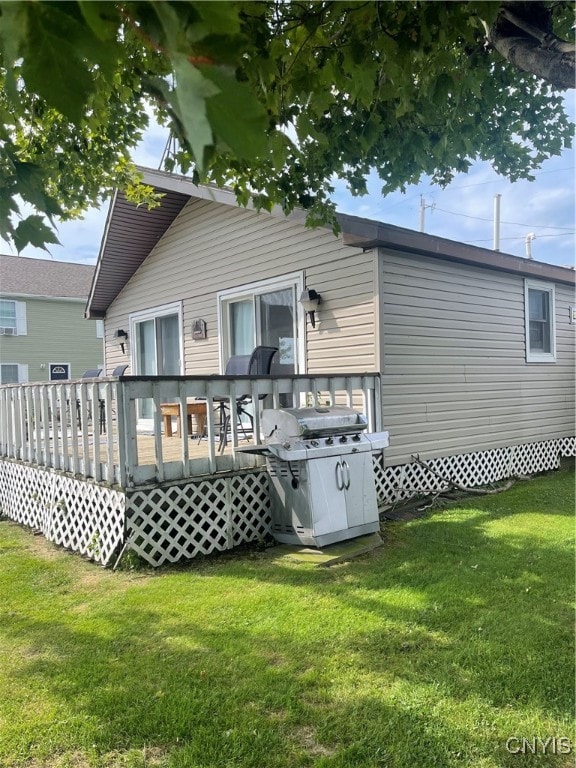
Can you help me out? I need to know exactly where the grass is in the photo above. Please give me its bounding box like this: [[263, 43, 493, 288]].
[[0, 465, 574, 768]]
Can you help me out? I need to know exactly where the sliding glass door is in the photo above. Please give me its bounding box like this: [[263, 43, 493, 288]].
[[219, 275, 304, 375], [130, 303, 182, 421]]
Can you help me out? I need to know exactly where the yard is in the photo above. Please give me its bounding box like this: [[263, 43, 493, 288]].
[[0, 465, 573, 768]]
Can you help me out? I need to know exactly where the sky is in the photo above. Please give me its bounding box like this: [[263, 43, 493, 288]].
[[6, 96, 576, 269]]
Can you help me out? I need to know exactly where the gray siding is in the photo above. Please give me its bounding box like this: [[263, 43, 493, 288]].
[[104, 199, 375, 375], [379, 250, 575, 464]]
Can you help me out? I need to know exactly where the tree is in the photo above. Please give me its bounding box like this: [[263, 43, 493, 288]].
[[0, 0, 573, 252]]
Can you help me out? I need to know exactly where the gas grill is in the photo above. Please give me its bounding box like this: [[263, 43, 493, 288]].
[[259, 406, 389, 547]]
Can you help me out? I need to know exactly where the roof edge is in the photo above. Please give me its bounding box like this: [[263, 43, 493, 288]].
[[338, 213, 575, 285]]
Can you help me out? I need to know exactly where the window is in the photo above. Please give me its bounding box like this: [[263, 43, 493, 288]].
[[218, 273, 305, 375], [524, 280, 556, 363], [0, 363, 28, 384], [95, 320, 104, 338], [0, 299, 26, 335]]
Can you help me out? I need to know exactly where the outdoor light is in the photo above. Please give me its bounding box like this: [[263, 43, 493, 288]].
[[299, 289, 322, 328], [113, 328, 128, 354]]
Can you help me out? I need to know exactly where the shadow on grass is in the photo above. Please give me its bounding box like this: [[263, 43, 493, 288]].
[[0, 469, 573, 767]]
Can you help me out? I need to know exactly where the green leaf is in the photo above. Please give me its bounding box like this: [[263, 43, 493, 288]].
[[202, 66, 269, 160], [77, 1, 120, 42], [13, 215, 61, 253], [20, 5, 96, 121], [170, 54, 219, 167], [13, 161, 64, 220]]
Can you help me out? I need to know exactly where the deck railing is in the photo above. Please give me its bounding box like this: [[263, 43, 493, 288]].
[[0, 372, 381, 488]]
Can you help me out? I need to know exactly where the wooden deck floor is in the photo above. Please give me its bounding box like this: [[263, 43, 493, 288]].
[[72, 428, 249, 466]]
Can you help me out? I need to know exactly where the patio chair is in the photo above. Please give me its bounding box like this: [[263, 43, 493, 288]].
[[216, 345, 278, 453], [76, 369, 103, 431], [111, 364, 129, 376]]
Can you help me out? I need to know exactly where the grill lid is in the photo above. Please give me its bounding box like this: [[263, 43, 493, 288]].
[[261, 406, 368, 442]]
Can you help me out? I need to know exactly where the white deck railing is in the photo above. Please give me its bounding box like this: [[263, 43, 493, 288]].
[[0, 373, 381, 488]]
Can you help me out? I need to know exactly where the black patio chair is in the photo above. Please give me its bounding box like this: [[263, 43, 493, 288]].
[[77, 369, 103, 431], [111, 364, 129, 376], [217, 345, 278, 453]]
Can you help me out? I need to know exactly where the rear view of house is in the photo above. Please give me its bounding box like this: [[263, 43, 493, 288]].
[[1, 168, 574, 567], [89, 168, 575, 482]]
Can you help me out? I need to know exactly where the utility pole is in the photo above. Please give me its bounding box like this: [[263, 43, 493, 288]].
[[419, 196, 435, 233]]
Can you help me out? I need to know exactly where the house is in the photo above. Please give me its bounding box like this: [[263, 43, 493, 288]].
[[0, 167, 574, 568], [89, 167, 575, 469], [0, 255, 104, 383]]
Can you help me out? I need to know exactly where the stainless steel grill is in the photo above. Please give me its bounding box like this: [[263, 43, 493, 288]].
[[260, 406, 389, 547]]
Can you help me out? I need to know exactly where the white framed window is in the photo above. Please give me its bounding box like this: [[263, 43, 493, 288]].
[[0, 363, 28, 384], [0, 299, 26, 335], [217, 273, 305, 375], [524, 280, 556, 363], [95, 320, 104, 338]]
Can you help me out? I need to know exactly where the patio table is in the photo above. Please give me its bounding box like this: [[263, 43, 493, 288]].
[[160, 402, 207, 439]]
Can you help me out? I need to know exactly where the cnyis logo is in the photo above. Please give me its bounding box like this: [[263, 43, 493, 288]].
[[505, 737, 573, 755]]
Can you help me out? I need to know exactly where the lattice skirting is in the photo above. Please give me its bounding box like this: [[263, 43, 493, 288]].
[[125, 470, 271, 567], [0, 459, 125, 566], [373, 437, 576, 506], [2, 437, 572, 568]]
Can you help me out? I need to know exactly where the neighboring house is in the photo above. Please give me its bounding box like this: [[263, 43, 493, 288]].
[[87, 167, 575, 470], [0, 255, 104, 383]]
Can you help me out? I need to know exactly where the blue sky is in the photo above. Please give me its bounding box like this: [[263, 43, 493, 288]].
[[7, 96, 576, 269]]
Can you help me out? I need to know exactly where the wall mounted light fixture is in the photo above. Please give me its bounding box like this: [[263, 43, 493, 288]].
[[113, 328, 129, 354], [299, 289, 322, 328]]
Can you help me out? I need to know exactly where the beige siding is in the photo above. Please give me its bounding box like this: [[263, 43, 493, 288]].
[[104, 199, 376, 375], [379, 250, 575, 464]]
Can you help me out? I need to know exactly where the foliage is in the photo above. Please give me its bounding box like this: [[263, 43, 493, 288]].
[[0, 467, 573, 767], [0, 1, 573, 251]]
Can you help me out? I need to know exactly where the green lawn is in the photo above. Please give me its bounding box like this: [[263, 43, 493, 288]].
[[0, 466, 574, 768]]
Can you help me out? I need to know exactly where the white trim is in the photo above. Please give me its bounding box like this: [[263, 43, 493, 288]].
[[0, 293, 86, 303], [524, 279, 556, 363], [217, 272, 305, 373]]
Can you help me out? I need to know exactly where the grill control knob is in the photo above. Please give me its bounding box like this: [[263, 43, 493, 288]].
[[339, 435, 347, 443], [311, 440, 319, 447], [352, 433, 361, 442], [282, 441, 291, 450], [325, 436, 333, 445]]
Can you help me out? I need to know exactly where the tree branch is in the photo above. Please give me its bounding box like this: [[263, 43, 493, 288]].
[[410, 455, 517, 495], [482, 4, 575, 90]]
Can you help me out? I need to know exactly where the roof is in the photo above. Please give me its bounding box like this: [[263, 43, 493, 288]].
[[86, 167, 575, 318], [338, 213, 576, 287], [0, 254, 95, 300]]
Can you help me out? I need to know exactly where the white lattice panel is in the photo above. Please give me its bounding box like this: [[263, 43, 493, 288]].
[[230, 473, 271, 546], [558, 437, 576, 458], [509, 441, 560, 476], [373, 439, 569, 506], [0, 459, 125, 566], [126, 471, 270, 567]]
